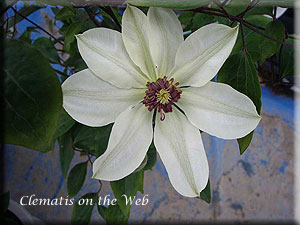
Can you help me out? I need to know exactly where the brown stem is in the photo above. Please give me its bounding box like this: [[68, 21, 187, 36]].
[[240, 22, 247, 52]]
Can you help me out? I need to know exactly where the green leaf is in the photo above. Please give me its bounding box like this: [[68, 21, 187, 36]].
[[64, 22, 82, 52], [127, 0, 211, 9], [200, 180, 211, 203], [58, 131, 75, 178], [110, 171, 144, 216], [2, 39, 62, 152], [178, 11, 194, 26], [238, 131, 254, 155], [257, 0, 294, 8], [193, 13, 216, 29], [67, 161, 88, 197], [54, 109, 76, 139], [245, 5, 273, 17], [231, 15, 273, 62], [55, 6, 76, 21], [218, 51, 261, 154], [260, 20, 285, 63], [65, 51, 87, 72], [104, 204, 128, 225], [32, 37, 60, 64], [143, 142, 157, 171], [72, 124, 113, 157], [71, 193, 98, 225], [218, 51, 261, 113], [224, 0, 250, 16], [0, 192, 10, 215], [279, 38, 295, 78], [8, 6, 42, 28]]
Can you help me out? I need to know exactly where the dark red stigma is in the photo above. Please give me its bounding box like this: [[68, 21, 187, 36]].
[[143, 76, 182, 121]]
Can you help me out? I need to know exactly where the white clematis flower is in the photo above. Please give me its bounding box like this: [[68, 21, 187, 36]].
[[62, 6, 261, 198]]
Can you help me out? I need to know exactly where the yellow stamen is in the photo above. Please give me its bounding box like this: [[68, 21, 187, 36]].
[[157, 89, 170, 104]]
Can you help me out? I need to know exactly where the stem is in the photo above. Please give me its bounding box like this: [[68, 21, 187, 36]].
[[213, 0, 231, 19], [240, 22, 247, 52], [236, 0, 259, 18], [11, 7, 64, 46]]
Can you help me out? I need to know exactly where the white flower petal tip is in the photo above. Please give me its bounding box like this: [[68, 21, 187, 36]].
[[171, 23, 239, 87], [178, 82, 261, 140], [62, 69, 146, 127], [92, 104, 153, 181], [154, 109, 209, 198], [122, 5, 157, 80], [76, 27, 148, 89], [147, 7, 184, 77]]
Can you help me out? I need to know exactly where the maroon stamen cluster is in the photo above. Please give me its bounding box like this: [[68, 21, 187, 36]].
[[143, 76, 182, 121]]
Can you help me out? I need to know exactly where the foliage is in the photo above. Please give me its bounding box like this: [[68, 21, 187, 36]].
[[1, 0, 296, 224]]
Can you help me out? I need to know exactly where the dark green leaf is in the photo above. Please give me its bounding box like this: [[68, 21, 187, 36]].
[[72, 123, 113, 157], [2, 39, 62, 152], [64, 22, 82, 52], [110, 171, 144, 216], [260, 20, 285, 63], [224, 0, 250, 16], [200, 180, 211, 203], [55, 109, 76, 139], [178, 11, 194, 27], [257, 0, 294, 8], [238, 131, 254, 155], [58, 131, 75, 178], [71, 193, 98, 225], [193, 13, 215, 29], [218, 51, 261, 154], [218, 51, 261, 113], [0, 192, 10, 215], [65, 51, 87, 72], [231, 15, 272, 62], [55, 6, 76, 21], [143, 142, 157, 171], [279, 38, 295, 78], [33, 37, 60, 64], [104, 204, 128, 225], [67, 161, 88, 197], [127, 0, 210, 9], [244, 5, 273, 17]]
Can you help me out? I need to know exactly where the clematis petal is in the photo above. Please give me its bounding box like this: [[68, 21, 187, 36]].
[[177, 82, 261, 139], [154, 109, 209, 198], [93, 104, 153, 181], [62, 69, 146, 127], [171, 24, 239, 87], [148, 7, 184, 77], [76, 28, 148, 89], [122, 5, 156, 80]]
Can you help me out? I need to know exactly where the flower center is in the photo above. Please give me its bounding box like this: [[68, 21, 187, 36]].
[[143, 76, 182, 121], [157, 89, 170, 104]]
